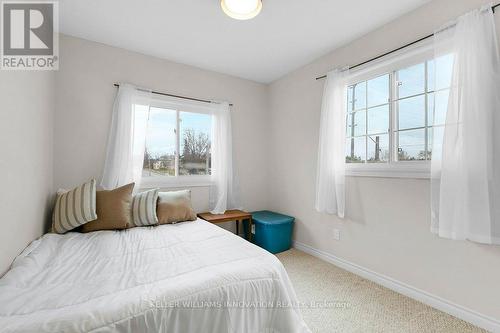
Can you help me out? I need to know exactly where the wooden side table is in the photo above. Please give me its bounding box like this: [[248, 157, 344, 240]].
[[198, 210, 253, 241]]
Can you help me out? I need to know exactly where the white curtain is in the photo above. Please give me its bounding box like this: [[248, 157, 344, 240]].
[[210, 103, 241, 214], [210, 102, 240, 214], [315, 68, 350, 217], [101, 83, 152, 191], [431, 6, 500, 244]]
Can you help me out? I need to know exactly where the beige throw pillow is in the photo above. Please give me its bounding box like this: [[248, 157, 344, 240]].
[[131, 188, 159, 227], [52, 179, 97, 234], [80, 183, 134, 233], [157, 190, 197, 224]]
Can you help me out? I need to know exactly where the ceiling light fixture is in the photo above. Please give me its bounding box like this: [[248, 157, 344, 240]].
[[221, 0, 262, 20]]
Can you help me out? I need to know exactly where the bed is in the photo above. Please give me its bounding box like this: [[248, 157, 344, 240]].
[[0, 219, 310, 333]]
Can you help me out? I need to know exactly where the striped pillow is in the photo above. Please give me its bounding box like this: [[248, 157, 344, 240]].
[[52, 179, 97, 234], [131, 189, 159, 227]]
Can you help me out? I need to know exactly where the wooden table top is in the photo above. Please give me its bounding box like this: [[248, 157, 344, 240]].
[[198, 209, 252, 223]]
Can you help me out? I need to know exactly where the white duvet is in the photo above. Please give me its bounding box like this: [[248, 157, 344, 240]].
[[0, 219, 310, 333]]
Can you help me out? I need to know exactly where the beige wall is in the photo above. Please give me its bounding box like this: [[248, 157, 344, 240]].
[[54, 35, 270, 224], [0, 71, 54, 275], [268, 0, 500, 322]]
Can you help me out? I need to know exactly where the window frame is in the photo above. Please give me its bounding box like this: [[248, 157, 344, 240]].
[[140, 97, 215, 188], [344, 44, 436, 179]]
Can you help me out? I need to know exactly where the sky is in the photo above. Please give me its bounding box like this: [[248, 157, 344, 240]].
[[145, 107, 212, 157]]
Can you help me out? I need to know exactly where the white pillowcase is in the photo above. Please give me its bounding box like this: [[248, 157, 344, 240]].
[[131, 188, 159, 227]]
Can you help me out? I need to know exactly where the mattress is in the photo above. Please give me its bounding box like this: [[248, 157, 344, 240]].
[[0, 219, 310, 333]]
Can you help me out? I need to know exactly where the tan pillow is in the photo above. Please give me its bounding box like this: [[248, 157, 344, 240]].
[[80, 183, 134, 233], [157, 190, 197, 224]]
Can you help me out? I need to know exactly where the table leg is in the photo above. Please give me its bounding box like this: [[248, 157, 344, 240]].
[[236, 219, 239, 236], [249, 217, 252, 242]]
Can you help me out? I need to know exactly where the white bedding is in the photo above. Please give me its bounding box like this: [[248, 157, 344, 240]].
[[0, 219, 310, 333]]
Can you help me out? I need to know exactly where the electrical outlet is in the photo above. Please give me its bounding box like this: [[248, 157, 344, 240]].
[[333, 228, 340, 241]]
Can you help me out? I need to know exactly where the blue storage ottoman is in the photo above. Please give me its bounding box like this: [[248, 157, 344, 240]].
[[250, 210, 294, 254]]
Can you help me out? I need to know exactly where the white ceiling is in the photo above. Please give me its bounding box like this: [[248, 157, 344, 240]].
[[59, 0, 430, 83]]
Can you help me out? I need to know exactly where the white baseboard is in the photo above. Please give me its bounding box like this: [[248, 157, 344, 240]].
[[293, 241, 500, 333]]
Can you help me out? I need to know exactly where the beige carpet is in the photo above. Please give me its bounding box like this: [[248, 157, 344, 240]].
[[277, 249, 486, 333]]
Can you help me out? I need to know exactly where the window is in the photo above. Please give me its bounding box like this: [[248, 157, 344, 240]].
[[142, 105, 212, 184], [346, 74, 390, 163], [345, 53, 453, 176]]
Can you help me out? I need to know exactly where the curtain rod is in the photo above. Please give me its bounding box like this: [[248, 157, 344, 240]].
[[315, 2, 500, 80], [113, 83, 233, 107]]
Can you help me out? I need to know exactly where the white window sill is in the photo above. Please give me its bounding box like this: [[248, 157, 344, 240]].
[[346, 162, 430, 179], [140, 175, 213, 189]]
